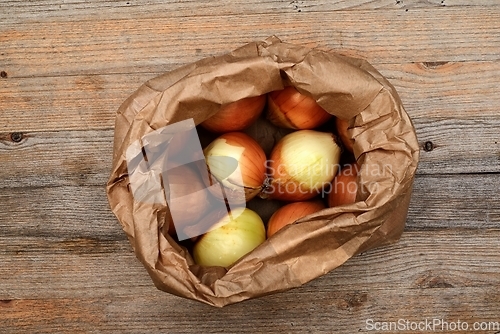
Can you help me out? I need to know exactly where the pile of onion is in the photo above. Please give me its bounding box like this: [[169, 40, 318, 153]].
[[163, 87, 362, 269]]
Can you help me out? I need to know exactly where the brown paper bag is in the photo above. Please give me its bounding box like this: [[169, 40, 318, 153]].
[[106, 36, 420, 307]]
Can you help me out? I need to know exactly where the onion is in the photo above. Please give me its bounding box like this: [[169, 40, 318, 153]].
[[335, 117, 354, 153], [167, 129, 192, 158], [193, 207, 266, 268], [201, 95, 266, 133], [164, 163, 212, 237], [267, 201, 325, 238], [181, 205, 230, 243], [263, 130, 342, 201], [328, 163, 358, 207], [203, 132, 267, 203], [267, 86, 332, 129]]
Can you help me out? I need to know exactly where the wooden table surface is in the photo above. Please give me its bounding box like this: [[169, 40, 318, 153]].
[[1, 1, 499, 333]]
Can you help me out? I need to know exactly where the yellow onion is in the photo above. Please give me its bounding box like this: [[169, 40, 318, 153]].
[[164, 163, 212, 237], [201, 95, 266, 133], [263, 130, 342, 201], [193, 207, 266, 268], [267, 200, 325, 238], [328, 163, 358, 207], [267, 86, 332, 129], [203, 132, 267, 203], [335, 117, 354, 153]]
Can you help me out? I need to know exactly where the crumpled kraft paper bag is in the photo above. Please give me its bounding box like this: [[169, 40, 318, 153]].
[[106, 36, 420, 307]]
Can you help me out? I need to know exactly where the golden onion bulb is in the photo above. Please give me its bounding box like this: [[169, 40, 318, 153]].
[[201, 95, 266, 133], [193, 207, 266, 268], [264, 130, 342, 201], [267, 200, 326, 238], [203, 132, 267, 203], [267, 86, 332, 129]]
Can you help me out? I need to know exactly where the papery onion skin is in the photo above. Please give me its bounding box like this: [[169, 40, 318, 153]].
[[267, 86, 332, 129], [201, 95, 266, 133], [165, 164, 212, 236], [335, 117, 354, 153], [193, 207, 266, 268], [328, 163, 358, 207], [267, 200, 326, 238], [203, 132, 267, 202], [264, 130, 342, 201]]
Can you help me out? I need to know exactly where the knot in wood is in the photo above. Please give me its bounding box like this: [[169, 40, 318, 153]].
[[10, 132, 24, 143], [423, 141, 434, 152]]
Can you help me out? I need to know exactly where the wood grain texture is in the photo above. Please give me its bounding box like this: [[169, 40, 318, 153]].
[[0, 73, 153, 132], [2, 0, 499, 23], [1, 7, 499, 79], [0, 118, 498, 190], [1, 291, 499, 333], [0, 130, 114, 188], [1, 288, 498, 333], [1, 231, 499, 333], [407, 174, 500, 228], [0, 174, 499, 238], [2, 61, 500, 132]]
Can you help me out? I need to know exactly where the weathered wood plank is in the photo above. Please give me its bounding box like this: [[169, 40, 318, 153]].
[[0, 298, 107, 334], [98, 286, 500, 333], [0, 236, 151, 300], [407, 174, 500, 228], [413, 117, 500, 174], [0, 172, 499, 245], [1, 230, 499, 296], [1, 231, 499, 333], [2, 61, 500, 133], [0, 185, 120, 239], [1, 113, 499, 189], [0, 72, 154, 133], [1, 287, 499, 333], [1, 8, 499, 78], [2, 0, 499, 22], [0, 130, 114, 188], [385, 61, 500, 119]]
